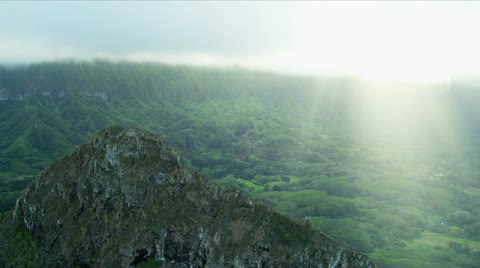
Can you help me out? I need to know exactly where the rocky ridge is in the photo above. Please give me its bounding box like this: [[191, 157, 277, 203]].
[[1, 126, 374, 267]]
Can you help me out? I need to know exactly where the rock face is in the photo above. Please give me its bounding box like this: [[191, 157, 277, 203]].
[[5, 126, 374, 267]]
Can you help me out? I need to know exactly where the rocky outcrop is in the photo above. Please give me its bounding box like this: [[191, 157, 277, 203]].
[[5, 126, 374, 267]]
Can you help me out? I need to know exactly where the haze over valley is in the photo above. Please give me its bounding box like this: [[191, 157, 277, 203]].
[[1, 2, 480, 267]]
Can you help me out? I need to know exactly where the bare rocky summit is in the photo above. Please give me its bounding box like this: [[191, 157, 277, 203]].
[[1, 126, 374, 267]]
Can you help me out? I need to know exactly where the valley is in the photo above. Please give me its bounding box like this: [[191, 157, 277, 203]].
[[1, 61, 480, 267]]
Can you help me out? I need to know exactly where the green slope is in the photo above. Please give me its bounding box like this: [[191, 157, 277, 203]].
[[1, 61, 480, 267]]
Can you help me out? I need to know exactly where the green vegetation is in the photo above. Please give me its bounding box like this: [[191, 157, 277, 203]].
[[1, 61, 480, 267]]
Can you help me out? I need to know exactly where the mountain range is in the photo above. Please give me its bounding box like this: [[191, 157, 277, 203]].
[[1, 61, 480, 267]]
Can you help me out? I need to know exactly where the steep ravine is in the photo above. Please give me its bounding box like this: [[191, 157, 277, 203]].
[[1, 126, 374, 267]]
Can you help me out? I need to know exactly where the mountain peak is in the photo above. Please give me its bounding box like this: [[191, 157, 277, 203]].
[[7, 126, 374, 267]]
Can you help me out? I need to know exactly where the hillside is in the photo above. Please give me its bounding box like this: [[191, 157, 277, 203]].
[[1, 61, 480, 267], [0, 126, 374, 267]]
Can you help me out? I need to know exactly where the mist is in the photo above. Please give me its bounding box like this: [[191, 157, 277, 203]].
[[1, 2, 480, 267], [2, 1, 480, 82]]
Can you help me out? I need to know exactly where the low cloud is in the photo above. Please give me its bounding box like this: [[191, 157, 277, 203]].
[[1, 2, 480, 82]]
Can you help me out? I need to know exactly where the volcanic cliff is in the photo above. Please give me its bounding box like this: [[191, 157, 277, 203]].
[[0, 126, 374, 267]]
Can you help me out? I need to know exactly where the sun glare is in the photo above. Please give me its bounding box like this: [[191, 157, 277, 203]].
[[345, 80, 467, 177], [282, 2, 480, 83]]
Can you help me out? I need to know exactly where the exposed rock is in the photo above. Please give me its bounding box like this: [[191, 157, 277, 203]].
[[2, 126, 374, 267]]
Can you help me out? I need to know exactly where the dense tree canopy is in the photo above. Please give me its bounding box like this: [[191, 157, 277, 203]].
[[1, 61, 480, 267]]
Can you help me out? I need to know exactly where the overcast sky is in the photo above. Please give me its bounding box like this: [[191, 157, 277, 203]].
[[1, 1, 479, 81]]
